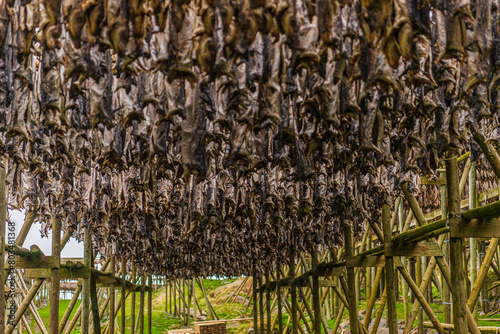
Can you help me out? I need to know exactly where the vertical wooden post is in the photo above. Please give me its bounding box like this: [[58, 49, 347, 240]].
[[382, 203, 398, 334], [173, 279, 177, 317], [311, 250, 321, 334], [290, 252, 298, 334], [416, 256, 423, 334], [276, 263, 283, 334], [441, 169, 451, 328], [109, 257, 116, 334], [469, 162, 479, 322], [131, 264, 136, 334], [344, 221, 360, 334], [259, 277, 264, 334], [82, 228, 91, 334], [252, 275, 258, 334], [446, 156, 467, 334], [139, 275, 145, 334], [399, 201, 409, 324], [193, 277, 196, 322], [50, 217, 61, 334], [0, 162, 7, 334], [90, 247, 101, 334], [166, 277, 168, 313], [265, 268, 271, 334], [148, 275, 152, 334], [121, 259, 126, 334]]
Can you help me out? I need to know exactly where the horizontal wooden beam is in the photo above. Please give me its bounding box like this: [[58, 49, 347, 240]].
[[421, 177, 446, 185], [386, 242, 444, 257], [423, 322, 500, 333], [451, 218, 500, 238], [347, 256, 404, 268]]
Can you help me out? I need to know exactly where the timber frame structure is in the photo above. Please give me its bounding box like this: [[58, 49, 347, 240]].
[[4, 139, 500, 333]]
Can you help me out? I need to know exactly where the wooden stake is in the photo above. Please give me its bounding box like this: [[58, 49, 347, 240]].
[[259, 277, 264, 334], [276, 263, 283, 334], [253, 275, 258, 333], [382, 203, 398, 334], [139, 275, 145, 334], [265, 268, 272, 334], [344, 221, 360, 334], [109, 257, 116, 334], [290, 253, 298, 334], [148, 275, 152, 334], [311, 250, 322, 334], [122, 259, 126, 334], [470, 162, 479, 322], [131, 264, 136, 334], [50, 217, 62, 334], [446, 156, 468, 334], [82, 228, 91, 334]]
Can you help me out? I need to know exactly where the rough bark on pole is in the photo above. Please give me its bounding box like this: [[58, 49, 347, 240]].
[[0, 162, 7, 334], [91, 248, 102, 334], [417, 256, 423, 334], [446, 156, 468, 334], [121, 258, 126, 334], [50, 217, 62, 334], [82, 228, 91, 334], [344, 220, 361, 334]]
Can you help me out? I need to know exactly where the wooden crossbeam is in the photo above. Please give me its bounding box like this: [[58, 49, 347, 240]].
[[451, 218, 500, 238]]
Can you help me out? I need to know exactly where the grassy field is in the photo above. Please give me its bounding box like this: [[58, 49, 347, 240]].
[[24, 279, 500, 333]]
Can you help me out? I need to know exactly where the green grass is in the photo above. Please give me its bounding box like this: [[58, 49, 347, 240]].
[[23, 278, 500, 334]]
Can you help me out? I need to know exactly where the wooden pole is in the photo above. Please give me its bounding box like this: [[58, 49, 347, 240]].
[[290, 253, 298, 334], [470, 162, 479, 322], [91, 248, 102, 334], [382, 203, 398, 334], [259, 277, 264, 334], [252, 275, 258, 333], [276, 263, 283, 334], [344, 221, 360, 334], [139, 275, 145, 334], [122, 259, 126, 334], [50, 217, 62, 334], [398, 267, 445, 334], [148, 275, 152, 334], [82, 228, 91, 334], [311, 250, 321, 334], [131, 264, 136, 334], [5, 278, 44, 334], [446, 156, 468, 334], [417, 256, 423, 334], [109, 257, 116, 334], [265, 268, 272, 334]]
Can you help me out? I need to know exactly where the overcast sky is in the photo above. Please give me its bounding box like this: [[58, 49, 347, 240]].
[[9, 210, 84, 258]]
